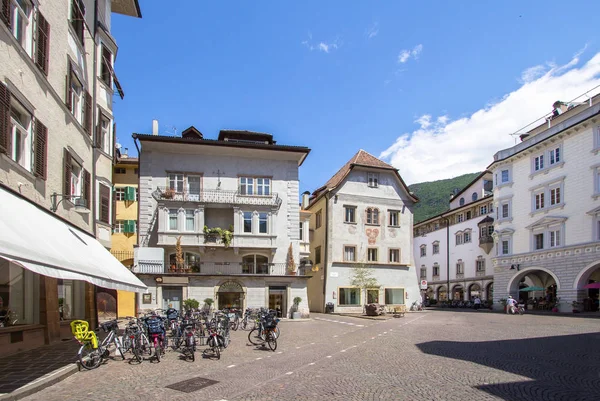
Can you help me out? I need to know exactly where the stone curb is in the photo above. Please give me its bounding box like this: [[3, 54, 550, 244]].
[[0, 363, 78, 401]]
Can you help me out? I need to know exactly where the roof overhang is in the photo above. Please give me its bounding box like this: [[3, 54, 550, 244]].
[[111, 0, 142, 18]]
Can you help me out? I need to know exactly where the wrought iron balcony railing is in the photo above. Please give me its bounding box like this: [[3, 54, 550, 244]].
[[133, 262, 309, 276], [479, 235, 494, 245], [152, 187, 281, 207]]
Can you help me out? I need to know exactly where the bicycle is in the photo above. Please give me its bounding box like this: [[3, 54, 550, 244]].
[[144, 314, 166, 363], [179, 319, 197, 362], [72, 319, 126, 370], [123, 317, 152, 364], [248, 311, 279, 351], [203, 319, 224, 360]]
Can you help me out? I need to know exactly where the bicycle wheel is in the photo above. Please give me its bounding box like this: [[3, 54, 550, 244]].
[[271, 326, 280, 339], [248, 328, 262, 345], [78, 343, 103, 370], [131, 344, 142, 364], [214, 345, 220, 360], [266, 332, 277, 352]]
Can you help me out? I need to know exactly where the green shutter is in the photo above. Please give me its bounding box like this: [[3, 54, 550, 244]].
[[124, 220, 135, 234], [125, 186, 136, 201]]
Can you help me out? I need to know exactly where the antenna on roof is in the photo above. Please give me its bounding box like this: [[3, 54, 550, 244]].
[[163, 125, 177, 137]]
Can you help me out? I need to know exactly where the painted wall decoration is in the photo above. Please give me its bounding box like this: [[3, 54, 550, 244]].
[[366, 228, 379, 244]]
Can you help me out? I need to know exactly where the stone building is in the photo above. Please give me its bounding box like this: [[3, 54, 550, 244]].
[[305, 150, 421, 313], [489, 95, 600, 312], [413, 172, 496, 303], [133, 126, 312, 317], [0, 0, 145, 356]]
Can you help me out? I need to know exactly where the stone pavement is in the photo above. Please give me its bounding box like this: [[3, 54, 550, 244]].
[[17, 311, 600, 401]]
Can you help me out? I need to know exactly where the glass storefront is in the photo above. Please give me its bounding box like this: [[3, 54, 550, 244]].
[[0, 259, 37, 326]]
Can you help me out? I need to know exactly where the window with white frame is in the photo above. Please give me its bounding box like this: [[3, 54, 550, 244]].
[[466, 211, 472, 220], [168, 209, 178, 231], [463, 231, 471, 243], [243, 212, 252, 233], [549, 229, 561, 248], [480, 205, 488, 215], [549, 147, 561, 165], [367, 248, 378, 262], [185, 210, 195, 231], [344, 246, 356, 262], [432, 264, 440, 277], [344, 206, 356, 223], [457, 213, 464, 223], [432, 242, 439, 254], [239, 177, 271, 196], [455, 233, 463, 245], [70, 159, 82, 197], [299, 222, 304, 241], [70, 0, 85, 45], [99, 113, 111, 155], [100, 45, 113, 87], [534, 233, 544, 250], [531, 180, 564, 213], [258, 212, 268, 234], [501, 169, 509, 183], [113, 220, 123, 233], [456, 260, 464, 274], [115, 187, 125, 201], [187, 176, 201, 198], [388, 210, 400, 227], [420, 245, 426, 257], [498, 200, 511, 220], [496, 230, 513, 256], [529, 220, 565, 251], [9, 99, 32, 171], [10, 0, 33, 53], [70, 73, 84, 124], [420, 267, 427, 279], [488, 225, 494, 236], [366, 207, 379, 225], [480, 226, 487, 238], [367, 172, 379, 188], [489, 202, 494, 212], [389, 249, 400, 263], [534, 154, 544, 171], [501, 239, 510, 255], [476, 259, 485, 272], [168, 173, 184, 193]]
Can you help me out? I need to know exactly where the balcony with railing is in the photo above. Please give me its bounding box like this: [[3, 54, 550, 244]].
[[479, 236, 494, 246], [133, 262, 310, 276], [153, 187, 281, 207]]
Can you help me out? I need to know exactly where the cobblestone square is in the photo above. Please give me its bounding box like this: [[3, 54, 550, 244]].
[[21, 311, 600, 401]]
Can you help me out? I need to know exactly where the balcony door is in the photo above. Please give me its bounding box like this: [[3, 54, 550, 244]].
[[242, 254, 269, 274], [187, 176, 201, 201], [162, 286, 182, 312]]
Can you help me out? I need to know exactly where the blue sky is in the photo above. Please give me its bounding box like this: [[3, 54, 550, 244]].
[[112, 1, 600, 193]]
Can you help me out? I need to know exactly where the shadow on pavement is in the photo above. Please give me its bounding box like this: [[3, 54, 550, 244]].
[[417, 333, 600, 401]]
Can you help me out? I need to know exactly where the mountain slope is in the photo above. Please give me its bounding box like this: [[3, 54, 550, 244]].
[[409, 172, 482, 223]]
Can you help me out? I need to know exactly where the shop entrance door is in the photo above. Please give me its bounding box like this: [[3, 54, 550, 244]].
[[162, 286, 182, 311], [269, 286, 287, 318]]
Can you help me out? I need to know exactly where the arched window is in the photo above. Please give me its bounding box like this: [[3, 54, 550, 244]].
[[169, 252, 200, 272], [242, 254, 269, 274], [472, 192, 478, 201], [366, 207, 379, 225], [459, 198, 465, 206]]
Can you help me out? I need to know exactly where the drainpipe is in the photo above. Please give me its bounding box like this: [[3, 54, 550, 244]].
[[322, 191, 330, 312], [133, 135, 141, 247], [91, 0, 99, 239]]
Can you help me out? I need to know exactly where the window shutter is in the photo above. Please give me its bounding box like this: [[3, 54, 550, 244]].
[[100, 185, 110, 224], [64, 149, 72, 196], [35, 11, 50, 75], [0, 0, 10, 28], [0, 83, 10, 154], [125, 186, 135, 201], [34, 120, 48, 180], [65, 63, 73, 111], [84, 91, 92, 135], [83, 169, 91, 208]]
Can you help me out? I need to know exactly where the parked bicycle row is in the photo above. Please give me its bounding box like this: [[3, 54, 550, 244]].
[[71, 307, 281, 370]]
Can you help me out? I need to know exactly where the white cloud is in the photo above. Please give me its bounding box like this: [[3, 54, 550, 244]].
[[521, 64, 547, 83], [379, 51, 600, 185], [302, 34, 340, 53], [365, 22, 379, 39], [398, 44, 423, 63]]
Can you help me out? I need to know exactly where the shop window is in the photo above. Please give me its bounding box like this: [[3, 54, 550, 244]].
[[338, 288, 360, 305], [385, 288, 405, 305], [57, 279, 74, 320], [0, 260, 35, 326]]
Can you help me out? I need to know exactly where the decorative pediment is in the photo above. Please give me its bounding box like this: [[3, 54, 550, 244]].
[[478, 216, 494, 225], [525, 216, 567, 229], [492, 228, 514, 238], [587, 206, 600, 216]]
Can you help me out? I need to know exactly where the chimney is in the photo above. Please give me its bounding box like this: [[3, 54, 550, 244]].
[[152, 119, 159, 136], [301, 191, 310, 209], [122, 148, 128, 158]]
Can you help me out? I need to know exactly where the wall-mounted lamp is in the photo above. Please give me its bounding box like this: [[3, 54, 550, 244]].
[[50, 192, 89, 213]]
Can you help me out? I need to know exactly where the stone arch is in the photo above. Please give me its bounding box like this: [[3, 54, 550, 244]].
[[485, 281, 494, 301], [506, 267, 561, 297], [451, 284, 464, 300], [572, 260, 600, 289], [215, 279, 246, 310], [436, 285, 447, 301], [468, 282, 481, 299]]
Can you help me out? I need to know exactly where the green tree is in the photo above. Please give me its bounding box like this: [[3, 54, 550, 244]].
[[349, 264, 380, 307]]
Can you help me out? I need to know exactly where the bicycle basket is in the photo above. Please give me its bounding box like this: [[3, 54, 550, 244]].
[[166, 308, 179, 320], [70, 320, 99, 348], [146, 318, 164, 335], [263, 315, 278, 329]]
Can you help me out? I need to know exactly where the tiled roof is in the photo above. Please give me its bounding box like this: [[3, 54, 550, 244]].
[[310, 149, 417, 207]]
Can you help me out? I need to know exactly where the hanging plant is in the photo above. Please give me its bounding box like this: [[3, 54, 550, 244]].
[[203, 226, 233, 248]]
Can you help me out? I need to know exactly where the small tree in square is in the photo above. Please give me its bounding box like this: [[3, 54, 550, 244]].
[[350, 263, 380, 308]]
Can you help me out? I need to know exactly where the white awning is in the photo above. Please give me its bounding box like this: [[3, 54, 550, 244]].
[[0, 187, 146, 293]]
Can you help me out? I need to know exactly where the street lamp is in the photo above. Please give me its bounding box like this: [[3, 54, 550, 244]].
[[50, 192, 89, 213]]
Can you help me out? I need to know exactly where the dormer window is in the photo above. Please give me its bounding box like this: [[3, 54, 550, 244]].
[[472, 192, 478, 202], [367, 173, 379, 188], [459, 198, 465, 206]]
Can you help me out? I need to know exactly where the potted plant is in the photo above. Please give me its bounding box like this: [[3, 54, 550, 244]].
[[203, 226, 233, 248], [161, 188, 175, 199], [571, 300, 581, 313], [203, 298, 214, 312], [292, 297, 302, 319], [183, 298, 199, 311], [286, 243, 297, 275]]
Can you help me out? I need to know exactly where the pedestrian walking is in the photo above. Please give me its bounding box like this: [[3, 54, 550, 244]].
[[506, 296, 516, 314], [474, 296, 481, 310]]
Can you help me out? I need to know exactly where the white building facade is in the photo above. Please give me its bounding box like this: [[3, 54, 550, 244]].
[[414, 172, 496, 303], [0, 0, 144, 355], [306, 150, 421, 313], [489, 96, 600, 312], [134, 128, 312, 318]]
